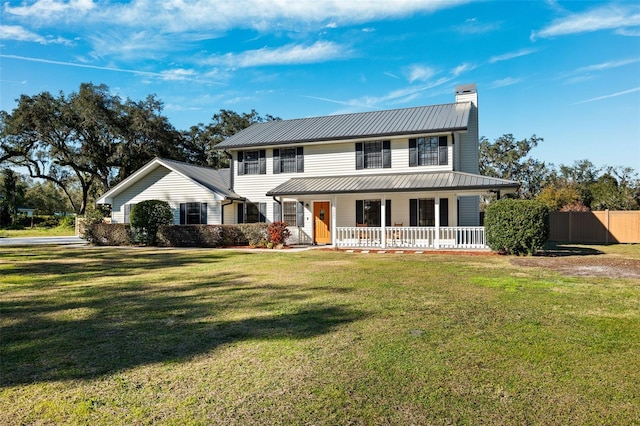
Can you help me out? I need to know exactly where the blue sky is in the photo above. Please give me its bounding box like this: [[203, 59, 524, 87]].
[[1, 0, 639, 171]]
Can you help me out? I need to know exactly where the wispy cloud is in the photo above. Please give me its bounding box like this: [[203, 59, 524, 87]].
[[405, 65, 436, 83], [203, 41, 349, 68], [0, 54, 223, 84], [531, 4, 640, 40], [0, 25, 71, 45], [490, 77, 521, 89], [560, 57, 640, 84], [574, 86, 640, 104], [3, 0, 95, 22], [5, 0, 470, 32], [489, 48, 537, 63], [452, 17, 501, 35]]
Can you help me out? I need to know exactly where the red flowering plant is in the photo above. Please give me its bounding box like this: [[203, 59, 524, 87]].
[[267, 221, 291, 247]]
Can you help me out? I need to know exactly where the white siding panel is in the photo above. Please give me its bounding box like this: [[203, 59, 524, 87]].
[[111, 165, 223, 224]]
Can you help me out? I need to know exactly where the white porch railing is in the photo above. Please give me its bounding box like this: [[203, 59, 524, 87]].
[[335, 226, 487, 249]]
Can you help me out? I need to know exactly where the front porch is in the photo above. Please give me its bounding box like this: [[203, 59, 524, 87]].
[[335, 225, 487, 249]]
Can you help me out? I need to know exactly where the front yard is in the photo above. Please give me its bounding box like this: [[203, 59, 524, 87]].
[[1, 245, 639, 424]]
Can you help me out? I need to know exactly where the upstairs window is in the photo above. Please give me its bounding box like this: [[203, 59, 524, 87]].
[[409, 136, 448, 166], [273, 147, 304, 174], [356, 141, 391, 170], [238, 149, 266, 175]]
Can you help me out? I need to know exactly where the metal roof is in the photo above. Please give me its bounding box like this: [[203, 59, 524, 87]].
[[266, 171, 519, 196], [216, 102, 471, 149], [96, 158, 241, 204], [158, 158, 237, 198]]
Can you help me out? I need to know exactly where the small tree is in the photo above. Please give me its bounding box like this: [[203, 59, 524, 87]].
[[267, 221, 291, 247], [130, 200, 174, 245], [485, 199, 549, 255]]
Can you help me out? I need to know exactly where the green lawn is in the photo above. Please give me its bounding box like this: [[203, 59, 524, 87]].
[[1, 245, 638, 425], [0, 226, 75, 238]]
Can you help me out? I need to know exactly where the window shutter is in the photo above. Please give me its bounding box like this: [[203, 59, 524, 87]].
[[124, 204, 132, 224], [385, 200, 392, 227], [273, 149, 280, 174], [296, 147, 304, 172], [439, 198, 449, 227], [273, 202, 282, 222], [383, 140, 391, 168], [259, 150, 266, 174], [200, 203, 208, 224], [259, 203, 266, 222], [355, 143, 363, 170], [409, 138, 417, 167], [409, 199, 417, 227], [296, 201, 304, 227], [439, 136, 448, 165], [355, 200, 364, 224], [179, 203, 186, 225], [237, 203, 244, 224], [237, 151, 244, 175]]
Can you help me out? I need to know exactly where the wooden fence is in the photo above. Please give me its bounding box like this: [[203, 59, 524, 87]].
[[549, 211, 640, 244]]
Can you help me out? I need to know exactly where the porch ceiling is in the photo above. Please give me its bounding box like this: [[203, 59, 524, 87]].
[[266, 171, 520, 196]]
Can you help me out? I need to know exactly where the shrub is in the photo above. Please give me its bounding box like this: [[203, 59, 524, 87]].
[[237, 223, 269, 247], [267, 221, 291, 246], [485, 199, 549, 255], [85, 223, 133, 246], [130, 200, 174, 245]]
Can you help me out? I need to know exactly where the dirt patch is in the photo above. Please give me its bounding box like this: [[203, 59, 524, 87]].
[[511, 256, 640, 279]]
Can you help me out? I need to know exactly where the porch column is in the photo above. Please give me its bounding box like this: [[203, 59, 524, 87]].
[[434, 196, 440, 249], [381, 196, 387, 249], [331, 196, 337, 246]]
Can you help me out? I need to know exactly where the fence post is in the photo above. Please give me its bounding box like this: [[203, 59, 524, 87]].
[[605, 209, 609, 245], [568, 211, 572, 243]]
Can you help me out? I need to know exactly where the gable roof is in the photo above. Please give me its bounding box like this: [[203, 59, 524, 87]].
[[266, 171, 519, 196], [216, 102, 472, 149], [96, 158, 241, 204]]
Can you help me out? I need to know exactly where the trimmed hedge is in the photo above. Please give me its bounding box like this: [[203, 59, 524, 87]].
[[485, 199, 549, 255], [84, 223, 269, 248], [85, 223, 133, 246]]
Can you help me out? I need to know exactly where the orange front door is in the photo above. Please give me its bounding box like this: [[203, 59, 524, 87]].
[[313, 201, 331, 244]]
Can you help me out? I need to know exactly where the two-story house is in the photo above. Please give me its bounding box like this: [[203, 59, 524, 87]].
[[97, 84, 518, 249]]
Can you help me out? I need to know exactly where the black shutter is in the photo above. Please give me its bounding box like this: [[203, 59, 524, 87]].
[[237, 151, 244, 175], [355, 142, 363, 170], [273, 202, 282, 222], [296, 201, 304, 227], [409, 199, 417, 227], [273, 149, 280, 174], [409, 138, 417, 167], [439, 198, 449, 227], [259, 150, 266, 174], [259, 203, 266, 222], [439, 136, 448, 165], [355, 200, 364, 225], [296, 147, 304, 172], [383, 140, 391, 168], [385, 200, 392, 227], [200, 203, 208, 224], [179, 203, 186, 224], [237, 203, 244, 224]]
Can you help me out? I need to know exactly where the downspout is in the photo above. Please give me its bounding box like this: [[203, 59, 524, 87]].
[[220, 199, 234, 224], [224, 150, 234, 191], [272, 196, 282, 222]]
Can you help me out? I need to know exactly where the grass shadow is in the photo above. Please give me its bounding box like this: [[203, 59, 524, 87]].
[[539, 242, 605, 257], [1, 247, 364, 386]]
